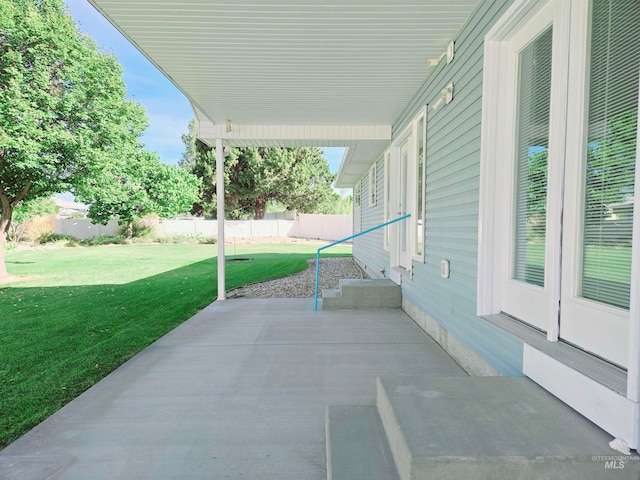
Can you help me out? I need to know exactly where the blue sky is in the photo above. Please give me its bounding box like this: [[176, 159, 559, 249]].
[[63, 0, 346, 174]]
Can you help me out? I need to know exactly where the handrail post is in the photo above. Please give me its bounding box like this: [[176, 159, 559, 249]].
[[313, 213, 410, 311], [314, 249, 321, 311]]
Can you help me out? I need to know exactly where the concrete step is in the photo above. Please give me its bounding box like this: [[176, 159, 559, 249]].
[[322, 279, 401, 310], [321, 288, 341, 299], [376, 376, 638, 480], [325, 405, 400, 480]]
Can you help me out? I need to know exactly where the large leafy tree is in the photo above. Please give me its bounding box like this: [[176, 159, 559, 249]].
[[180, 120, 336, 219], [0, 0, 147, 277], [76, 151, 200, 241]]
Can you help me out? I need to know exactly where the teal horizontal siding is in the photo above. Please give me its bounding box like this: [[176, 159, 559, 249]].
[[354, 155, 389, 278], [351, 0, 522, 375], [393, 0, 523, 376]]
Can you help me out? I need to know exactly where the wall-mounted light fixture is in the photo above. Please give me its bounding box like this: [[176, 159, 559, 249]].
[[426, 40, 455, 67], [432, 82, 454, 110], [426, 52, 446, 67], [224, 119, 232, 133]]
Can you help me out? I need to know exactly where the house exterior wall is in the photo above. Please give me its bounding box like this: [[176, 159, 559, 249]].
[[353, 156, 389, 279], [353, 0, 524, 375]]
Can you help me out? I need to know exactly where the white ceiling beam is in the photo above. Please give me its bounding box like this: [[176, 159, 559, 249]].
[[198, 122, 391, 142]]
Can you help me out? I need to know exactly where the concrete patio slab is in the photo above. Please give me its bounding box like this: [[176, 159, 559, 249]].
[[0, 298, 465, 480]]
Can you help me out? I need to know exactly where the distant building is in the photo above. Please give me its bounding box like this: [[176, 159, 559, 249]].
[[53, 197, 87, 219]]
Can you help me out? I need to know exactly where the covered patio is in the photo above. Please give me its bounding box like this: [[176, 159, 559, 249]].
[[0, 299, 460, 478], [82, 0, 489, 299], [3, 0, 639, 476], [0, 298, 625, 479]]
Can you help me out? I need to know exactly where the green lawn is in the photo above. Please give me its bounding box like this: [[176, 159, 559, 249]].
[[523, 243, 632, 283], [0, 242, 351, 449], [522, 243, 632, 308]]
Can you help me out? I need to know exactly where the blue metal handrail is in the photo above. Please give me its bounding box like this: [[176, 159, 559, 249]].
[[313, 213, 411, 311]]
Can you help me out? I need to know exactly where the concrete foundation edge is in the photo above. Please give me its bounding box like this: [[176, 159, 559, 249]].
[[402, 297, 499, 377]]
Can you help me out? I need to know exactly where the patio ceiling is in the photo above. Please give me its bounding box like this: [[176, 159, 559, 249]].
[[88, 0, 480, 187]]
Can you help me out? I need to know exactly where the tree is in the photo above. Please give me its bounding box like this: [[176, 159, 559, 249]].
[[8, 197, 58, 243], [76, 151, 200, 241], [316, 193, 353, 215], [0, 0, 148, 277], [179, 120, 217, 217], [584, 108, 637, 247], [180, 121, 337, 219], [585, 109, 637, 218]]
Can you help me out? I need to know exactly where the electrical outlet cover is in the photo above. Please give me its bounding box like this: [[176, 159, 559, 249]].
[[440, 260, 450, 278]]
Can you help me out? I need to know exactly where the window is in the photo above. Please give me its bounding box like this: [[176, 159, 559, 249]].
[[479, 0, 639, 368], [387, 108, 427, 271], [368, 163, 377, 206], [384, 149, 391, 251], [580, 0, 638, 310], [513, 26, 552, 288], [353, 179, 362, 232], [415, 112, 426, 258]]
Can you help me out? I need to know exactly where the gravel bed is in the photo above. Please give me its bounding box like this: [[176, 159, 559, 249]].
[[226, 257, 366, 299]]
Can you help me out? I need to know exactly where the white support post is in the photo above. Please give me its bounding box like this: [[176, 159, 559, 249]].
[[216, 138, 225, 301]]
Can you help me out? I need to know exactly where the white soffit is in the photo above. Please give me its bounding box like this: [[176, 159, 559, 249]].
[[88, 0, 480, 185]]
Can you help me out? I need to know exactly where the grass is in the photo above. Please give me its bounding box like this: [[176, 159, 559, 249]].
[[0, 242, 351, 449], [523, 243, 632, 283]]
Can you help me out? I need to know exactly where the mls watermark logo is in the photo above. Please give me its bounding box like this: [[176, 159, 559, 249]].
[[592, 455, 639, 470], [605, 459, 625, 470]]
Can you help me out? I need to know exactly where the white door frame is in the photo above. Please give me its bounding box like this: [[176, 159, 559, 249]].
[[389, 125, 416, 282], [478, 0, 637, 365], [478, 0, 640, 447]]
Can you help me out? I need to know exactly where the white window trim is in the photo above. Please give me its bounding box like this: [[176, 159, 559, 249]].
[[414, 107, 427, 262], [392, 123, 415, 273], [478, 0, 572, 334], [388, 108, 428, 265]]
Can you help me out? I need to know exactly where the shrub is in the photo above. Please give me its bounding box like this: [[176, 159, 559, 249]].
[[79, 235, 126, 246], [36, 232, 77, 245], [116, 221, 155, 239], [132, 237, 156, 244], [155, 234, 215, 244]]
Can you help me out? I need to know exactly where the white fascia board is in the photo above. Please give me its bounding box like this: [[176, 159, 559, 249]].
[[334, 148, 355, 188], [198, 121, 391, 142]]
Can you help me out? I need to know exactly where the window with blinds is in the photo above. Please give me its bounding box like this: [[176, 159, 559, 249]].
[[368, 163, 377, 207], [581, 0, 639, 309], [513, 27, 553, 287]]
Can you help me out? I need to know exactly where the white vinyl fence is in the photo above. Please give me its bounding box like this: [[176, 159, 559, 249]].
[[55, 214, 352, 242]]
